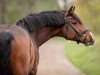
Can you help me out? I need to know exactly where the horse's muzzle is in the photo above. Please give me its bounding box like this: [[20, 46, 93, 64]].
[[84, 37, 95, 46]]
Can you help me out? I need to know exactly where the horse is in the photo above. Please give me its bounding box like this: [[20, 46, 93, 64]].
[[0, 6, 94, 75]]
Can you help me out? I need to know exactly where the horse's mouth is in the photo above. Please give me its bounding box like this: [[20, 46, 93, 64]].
[[84, 42, 94, 46], [77, 38, 95, 46], [84, 37, 95, 46], [84, 40, 94, 46]]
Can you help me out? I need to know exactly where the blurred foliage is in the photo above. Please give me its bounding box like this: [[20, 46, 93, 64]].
[[65, 35, 100, 75], [54, 34, 100, 75], [75, 0, 100, 34], [0, 0, 58, 24]]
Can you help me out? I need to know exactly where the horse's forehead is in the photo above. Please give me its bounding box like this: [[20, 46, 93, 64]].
[[71, 13, 82, 24]]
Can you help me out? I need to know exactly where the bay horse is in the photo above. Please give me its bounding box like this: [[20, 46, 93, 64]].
[[0, 6, 94, 75]]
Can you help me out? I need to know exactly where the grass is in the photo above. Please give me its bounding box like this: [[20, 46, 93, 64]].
[[64, 35, 100, 75]]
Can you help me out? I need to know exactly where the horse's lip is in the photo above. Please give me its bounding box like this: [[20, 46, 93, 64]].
[[77, 39, 94, 46], [84, 43, 90, 46], [84, 38, 95, 46], [84, 41, 94, 46]]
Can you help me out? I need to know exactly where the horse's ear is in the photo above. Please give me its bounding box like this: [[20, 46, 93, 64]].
[[66, 6, 75, 16]]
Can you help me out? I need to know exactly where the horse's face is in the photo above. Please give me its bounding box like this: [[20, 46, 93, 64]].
[[61, 6, 94, 46]]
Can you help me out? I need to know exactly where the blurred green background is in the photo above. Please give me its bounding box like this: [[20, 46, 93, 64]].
[[0, 0, 100, 75]]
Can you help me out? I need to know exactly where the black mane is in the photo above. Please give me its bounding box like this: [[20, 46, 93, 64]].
[[16, 10, 67, 32]]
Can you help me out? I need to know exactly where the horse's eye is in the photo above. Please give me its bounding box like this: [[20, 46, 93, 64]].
[[72, 21, 77, 25]]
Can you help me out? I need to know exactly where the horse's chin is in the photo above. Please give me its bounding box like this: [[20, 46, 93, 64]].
[[76, 37, 94, 46], [84, 39, 94, 46], [84, 43, 91, 46], [79, 40, 94, 46], [75, 39, 93, 46], [84, 42, 94, 46], [65, 38, 94, 46]]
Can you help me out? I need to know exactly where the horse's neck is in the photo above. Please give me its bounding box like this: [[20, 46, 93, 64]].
[[31, 27, 61, 47]]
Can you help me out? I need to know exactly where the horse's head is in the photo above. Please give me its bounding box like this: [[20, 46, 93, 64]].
[[60, 6, 94, 46]]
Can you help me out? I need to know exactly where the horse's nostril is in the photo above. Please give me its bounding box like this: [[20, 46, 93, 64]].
[[90, 38, 95, 45]]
